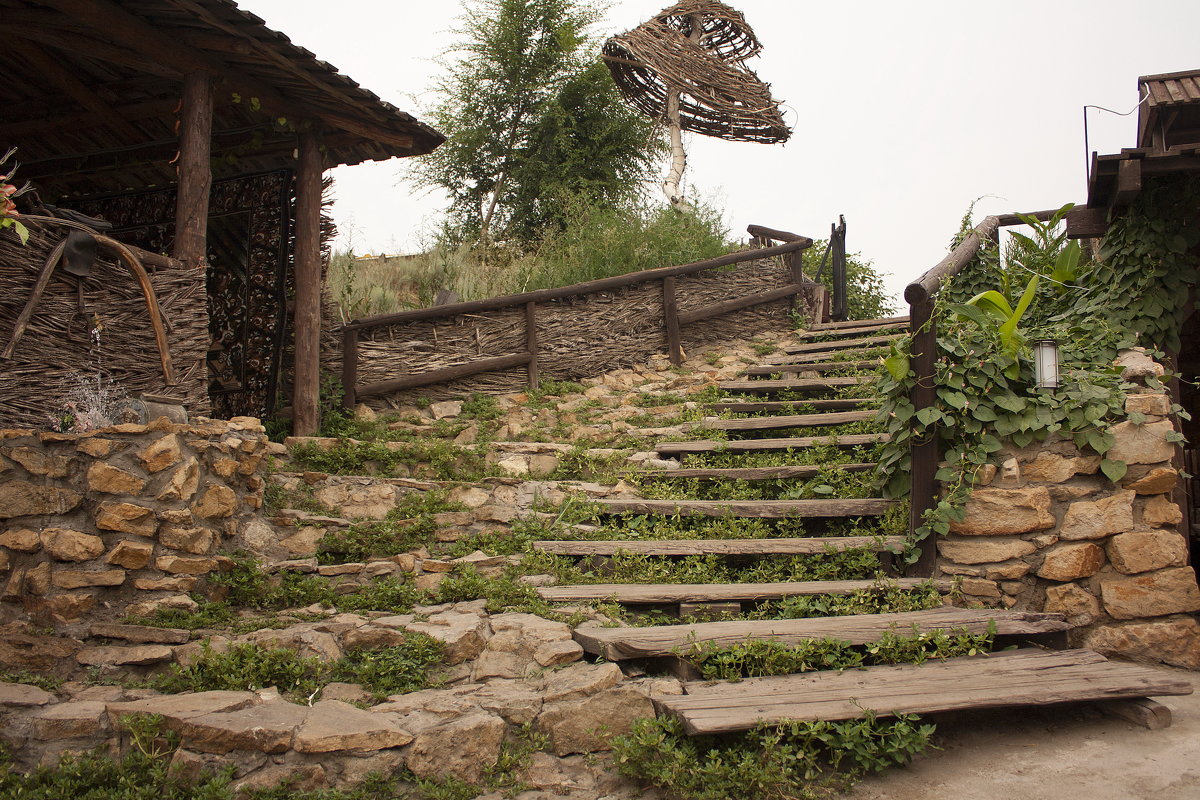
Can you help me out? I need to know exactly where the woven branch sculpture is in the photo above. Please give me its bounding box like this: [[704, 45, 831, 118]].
[[604, 0, 790, 208]]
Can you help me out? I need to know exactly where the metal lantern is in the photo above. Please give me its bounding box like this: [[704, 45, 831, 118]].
[[1033, 339, 1060, 390]]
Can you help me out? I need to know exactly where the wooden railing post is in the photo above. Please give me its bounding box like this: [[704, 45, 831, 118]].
[[663, 276, 682, 366], [908, 298, 938, 577], [341, 327, 358, 410], [525, 301, 539, 389]]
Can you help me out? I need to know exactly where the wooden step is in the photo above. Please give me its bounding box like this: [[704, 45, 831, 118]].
[[538, 578, 948, 604], [794, 321, 909, 341], [656, 432, 888, 455], [762, 350, 879, 366], [574, 607, 1072, 660], [631, 462, 877, 480], [719, 377, 875, 394], [533, 535, 905, 557], [705, 410, 876, 432], [811, 315, 910, 331], [655, 648, 1194, 735], [742, 360, 877, 376], [591, 497, 895, 518], [708, 399, 871, 413], [781, 333, 903, 355]]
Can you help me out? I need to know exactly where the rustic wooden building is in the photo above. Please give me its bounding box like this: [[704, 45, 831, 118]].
[[0, 0, 443, 433]]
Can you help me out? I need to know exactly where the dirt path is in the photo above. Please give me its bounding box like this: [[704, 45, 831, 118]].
[[845, 666, 1200, 800]]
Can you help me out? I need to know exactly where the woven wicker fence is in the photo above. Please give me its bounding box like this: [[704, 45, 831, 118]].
[[338, 226, 823, 407]]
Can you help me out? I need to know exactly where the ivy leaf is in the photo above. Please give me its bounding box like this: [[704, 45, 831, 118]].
[[811, 484, 835, 495], [1127, 410, 1147, 426], [1166, 430, 1186, 443], [1100, 458, 1128, 483], [939, 390, 968, 410], [1085, 429, 1115, 455], [916, 407, 942, 426], [1170, 234, 1188, 254], [884, 355, 910, 381], [979, 434, 1003, 453], [994, 394, 1026, 413]]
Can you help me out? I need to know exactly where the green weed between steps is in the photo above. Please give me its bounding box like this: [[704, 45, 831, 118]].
[[316, 491, 466, 564], [289, 439, 495, 482], [634, 465, 878, 502], [148, 638, 444, 701], [680, 625, 995, 681], [0, 715, 490, 800], [611, 713, 934, 800]]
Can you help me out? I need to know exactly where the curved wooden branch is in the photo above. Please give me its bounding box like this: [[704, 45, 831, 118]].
[[1, 238, 68, 359], [95, 234, 176, 385]]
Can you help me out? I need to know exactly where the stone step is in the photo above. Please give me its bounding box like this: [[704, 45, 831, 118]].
[[573, 607, 1072, 660], [533, 535, 905, 557], [538, 578, 950, 604], [590, 497, 896, 518], [655, 432, 888, 455], [654, 648, 1193, 735], [718, 377, 875, 394], [703, 410, 876, 432]]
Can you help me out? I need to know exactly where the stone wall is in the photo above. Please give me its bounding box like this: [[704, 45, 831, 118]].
[[0, 417, 271, 627], [936, 350, 1200, 669]]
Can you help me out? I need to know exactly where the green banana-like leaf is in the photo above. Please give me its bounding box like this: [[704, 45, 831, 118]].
[[1050, 241, 1081, 286], [998, 274, 1039, 355], [965, 290, 1014, 322]]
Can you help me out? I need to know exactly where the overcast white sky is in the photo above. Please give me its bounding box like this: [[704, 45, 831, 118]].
[[238, 0, 1200, 304]]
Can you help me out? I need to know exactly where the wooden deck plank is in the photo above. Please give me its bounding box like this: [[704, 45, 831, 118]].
[[538, 578, 947, 604], [810, 315, 910, 331], [781, 333, 903, 355], [705, 410, 876, 432], [794, 322, 909, 341], [533, 535, 905, 557], [591, 497, 895, 518], [719, 377, 875, 393], [630, 463, 878, 480], [708, 399, 871, 413], [656, 433, 888, 455], [742, 360, 878, 376], [656, 649, 1193, 735], [574, 608, 1072, 660]]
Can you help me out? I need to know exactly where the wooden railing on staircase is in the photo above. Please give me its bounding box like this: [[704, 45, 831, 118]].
[[903, 209, 1060, 574], [339, 226, 818, 407]]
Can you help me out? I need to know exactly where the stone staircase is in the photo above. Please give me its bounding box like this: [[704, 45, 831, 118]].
[[528, 315, 1194, 735]]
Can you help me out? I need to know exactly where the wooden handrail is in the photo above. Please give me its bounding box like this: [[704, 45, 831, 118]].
[[905, 207, 1070, 576], [344, 236, 813, 332]]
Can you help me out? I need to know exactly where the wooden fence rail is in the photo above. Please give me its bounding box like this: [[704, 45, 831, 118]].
[[904, 209, 1061, 575], [340, 225, 817, 408]]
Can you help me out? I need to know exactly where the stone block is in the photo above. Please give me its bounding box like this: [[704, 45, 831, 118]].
[[133, 576, 197, 592], [1107, 529, 1188, 575], [537, 686, 655, 756], [158, 526, 215, 555], [95, 502, 158, 537], [8, 447, 71, 478], [1122, 466, 1178, 495], [1100, 567, 1200, 619], [0, 681, 55, 707], [0, 528, 42, 552], [76, 645, 174, 666], [313, 483, 396, 520], [32, 700, 107, 739], [1037, 543, 1105, 581], [158, 458, 200, 502], [1059, 491, 1135, 540], [138, 434, 182, 473], [958, 578, 1001, 598], [1124, 393, 1172, 416], [293, 699, 413, 753], [428, 400, 463, 419], [178, 701, 308, 754], [1043, 583, 1101, 625], [948, 487, 1054, 536], [53, 569, 126, 589], [24, 562, 50, 594], [1107, 419, 1176, 465], [405, 712, 505, 784], [534, 639, 585, 667], [1141, 494, 1183, 527], [1083, 617, 1200, 670], [192, 485, 237, 519], [41, 528, 105, 562], [86, 462, 147, 495], [90, 622, 190, 645], [77, 438, 118, 458], [0, 481, 82, 518], [937, 538, 1036, 565]]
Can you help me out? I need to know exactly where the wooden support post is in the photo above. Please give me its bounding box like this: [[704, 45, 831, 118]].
[[341, 327, 358, 410], [172, 70, 213, 267], [525, 301, 539, 389], [663, 276, 683, 366], [908, 299, 939, 577], [293, 129, 324, 436]]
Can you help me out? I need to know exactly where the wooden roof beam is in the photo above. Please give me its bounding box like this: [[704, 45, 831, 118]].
[[6, 21, 179, 79], [0, 99, 178, 140]]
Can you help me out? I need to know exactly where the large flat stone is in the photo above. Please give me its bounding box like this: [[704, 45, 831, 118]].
[[0, 480, 82, 518], [105, 690, 258, 727], [89, 622, 191, 645], [76, 645, 175, 666], [405, 712, 506, 784], [1100, 567, 1200, 620], [179, 701, 308, 754], [32, 700, 108, 739], [0, 681, 55, 707], [1037, 543, 1105, 582], [1107, 529, 1189, 575], [537, 686, 654, 756], [948, 488, 1054, 536], [1107, 419, 1176, 465], [1059, 491, 1135, 541], [293, 699, 413, 753], [937, 538, 1036, 565], [1083, 617, 1200, 670]]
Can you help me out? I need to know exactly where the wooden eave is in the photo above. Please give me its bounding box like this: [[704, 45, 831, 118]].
[[1, 0, 444, 198], [1138, 68, 1200, 151], [1066, 144, 1200, 239]]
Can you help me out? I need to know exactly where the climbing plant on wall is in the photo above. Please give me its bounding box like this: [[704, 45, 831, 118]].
[[874, 176, 1200, 560]]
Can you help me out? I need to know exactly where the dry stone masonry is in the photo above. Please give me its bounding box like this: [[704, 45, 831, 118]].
[[935, 349, 1200, 669]]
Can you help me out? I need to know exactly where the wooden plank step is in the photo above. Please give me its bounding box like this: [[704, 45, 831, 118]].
[[533, 535, 905, 557], [656, 433, 888, 455], [574, 607, 1072, 660], [655, 648, 1194, 735], [630, 462, 877, 480], [708, 399, 871, 413], [705, 410, 876, 432], [591, 497, 895, 518], [719, 377, 875, 394], [762, 350, 878, 366], [811, 315, 910, 331], [782, 333, 903, 355], [742, 360, 877, 376], [794, 321, 908, 341], [538, 578, 949, 604]]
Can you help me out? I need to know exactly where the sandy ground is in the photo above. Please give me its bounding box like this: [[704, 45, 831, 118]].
[[844, 666, 1200, 800]]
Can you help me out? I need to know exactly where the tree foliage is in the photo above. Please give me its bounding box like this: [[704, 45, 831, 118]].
[[410, 0, 665, 246], [801, 240, 897, 321]]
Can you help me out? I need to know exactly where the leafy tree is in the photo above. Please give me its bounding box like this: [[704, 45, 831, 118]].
[[410, 0, 664, 246], [802, 240, 898, 321]]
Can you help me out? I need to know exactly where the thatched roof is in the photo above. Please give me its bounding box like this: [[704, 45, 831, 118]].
[[1, 0, 444, 198]]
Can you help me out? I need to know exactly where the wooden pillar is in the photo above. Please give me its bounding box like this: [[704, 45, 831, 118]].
[[663, 276, 682, 366], [293, 129, 324, 436], [525, 301, 540, 389], [172, 71, 213, 267], [908, 299, 939, 577]]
